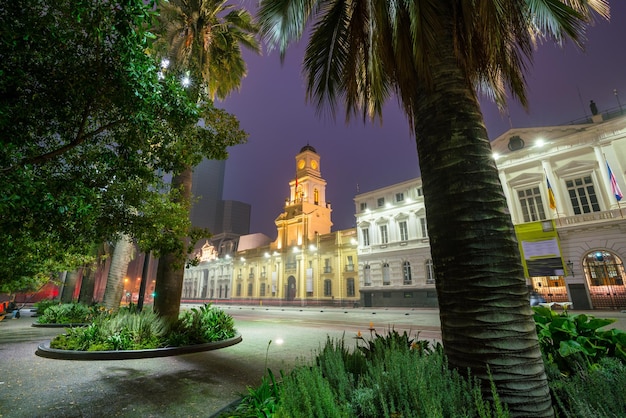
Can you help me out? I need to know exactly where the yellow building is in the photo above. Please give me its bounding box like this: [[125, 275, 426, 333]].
[[183, 145, 360, 307]]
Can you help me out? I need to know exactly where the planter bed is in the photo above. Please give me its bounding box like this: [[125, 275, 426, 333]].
[[35, 333, 242, 360]]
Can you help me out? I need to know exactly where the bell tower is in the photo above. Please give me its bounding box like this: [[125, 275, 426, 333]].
[[273, 145, 332, 250]]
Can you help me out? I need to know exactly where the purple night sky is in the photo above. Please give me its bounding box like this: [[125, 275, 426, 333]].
[[220, 2, 626, 239]]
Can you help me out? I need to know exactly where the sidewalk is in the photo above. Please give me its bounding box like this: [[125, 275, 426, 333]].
[[0, 305, 624, 417]]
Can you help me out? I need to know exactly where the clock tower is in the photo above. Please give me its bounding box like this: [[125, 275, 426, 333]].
[[273, 145, 332, 249]]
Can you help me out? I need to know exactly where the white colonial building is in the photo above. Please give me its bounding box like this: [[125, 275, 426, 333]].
[[354, 178, 437, 307], [493, 112, 626, 310], [355, 111, 626, 309]]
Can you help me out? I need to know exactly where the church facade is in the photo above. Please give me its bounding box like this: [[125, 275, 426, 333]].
[[182, 145, 360, 307]]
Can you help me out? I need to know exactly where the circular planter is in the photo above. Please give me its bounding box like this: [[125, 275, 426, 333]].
[[32, 323, 89, 328], [35, 333, 242, 360]]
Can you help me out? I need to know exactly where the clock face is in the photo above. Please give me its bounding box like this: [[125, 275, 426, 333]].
[[311, 160, 318, 170], [297, 159, 305, 169]]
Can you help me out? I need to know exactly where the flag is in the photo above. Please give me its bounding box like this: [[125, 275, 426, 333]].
[[607, 162, 623, 202], [547, 179, 557, 210]]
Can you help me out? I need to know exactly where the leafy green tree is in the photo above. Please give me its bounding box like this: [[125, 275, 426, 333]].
[[257, 1, 609, 416], [0, 0, 201, 291], [151, 0, 259, 322]]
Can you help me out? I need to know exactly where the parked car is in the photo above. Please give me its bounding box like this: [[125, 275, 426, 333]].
[[529, 291, 546, 306]]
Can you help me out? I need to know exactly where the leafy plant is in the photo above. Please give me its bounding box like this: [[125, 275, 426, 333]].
[[166, 303, 236, 346], [49, 304, 235, 351], [533, 306, 626, 375], [37, 302, 100, 324]]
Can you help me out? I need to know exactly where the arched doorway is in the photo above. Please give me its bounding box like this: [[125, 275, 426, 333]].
[[286, 276, 296, 301], [583, 250, 626, 309]]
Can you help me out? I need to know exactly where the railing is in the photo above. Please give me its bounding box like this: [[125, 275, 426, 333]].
[[558, 208, 624, 227]]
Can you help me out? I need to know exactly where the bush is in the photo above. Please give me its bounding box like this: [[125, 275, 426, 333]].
[[533, 306, 626, 375], [166, 304, 236, 346], [548, 357, 626, 417], [237, 332, 509, 418], [37, 302, 100, 324]]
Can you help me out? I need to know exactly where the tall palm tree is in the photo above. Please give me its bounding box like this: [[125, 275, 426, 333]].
[[102, 235, 135, 311], [257, 1, 609, 416], [152, 0, 259, 322]]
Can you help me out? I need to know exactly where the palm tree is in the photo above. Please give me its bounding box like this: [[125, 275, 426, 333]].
[[152, 0, 259, 322], [102, 235, 135, 311], [257, 1, 609, 416]]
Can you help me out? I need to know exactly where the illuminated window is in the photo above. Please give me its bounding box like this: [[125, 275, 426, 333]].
[[566, 176, 600, 214], [399, 221, 408, 241], [361, 228, 370, 246], [382, 263, 390, 285], [314, 188, 319, 205], [425, 259, 435, 284], [419, 217, 428, 238], [403, 261, 412, 284], [517, 187, 546, 222], [380, 225, 388, 244]]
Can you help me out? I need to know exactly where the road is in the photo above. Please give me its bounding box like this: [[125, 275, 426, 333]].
[[1, 305, 624, 417]]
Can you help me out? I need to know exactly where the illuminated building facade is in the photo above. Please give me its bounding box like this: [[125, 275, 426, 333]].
[[183, 145, 360, 307], [354, 179, 437, 307]]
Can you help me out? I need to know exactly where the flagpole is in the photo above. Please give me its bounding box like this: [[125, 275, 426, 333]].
[[604, 153, 624, 217]]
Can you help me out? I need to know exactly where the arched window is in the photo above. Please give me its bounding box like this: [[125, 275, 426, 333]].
[[364, 265, 371, 286], [403, 261, 412, 284], [314, 188, 319, 205], [382, 263, 390, 285], [425, 259, 435, 284]]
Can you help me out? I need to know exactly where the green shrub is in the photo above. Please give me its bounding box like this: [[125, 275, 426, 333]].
[[49, 304, 235, 351], [34, 299, 60, 315], [166, 303, 236, 346], [549, 357, 626, 417], [37, 302, 99, 324], [236, 332, 508, 418], [533, 306, 626, 375]]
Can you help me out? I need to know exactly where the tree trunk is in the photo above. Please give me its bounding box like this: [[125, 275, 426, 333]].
[[78, 264, 96, 304], [102, 235, 135, 311], [60, 269, 82, 303], [154, 166, 192, 323], [412, 21, 553, 417]]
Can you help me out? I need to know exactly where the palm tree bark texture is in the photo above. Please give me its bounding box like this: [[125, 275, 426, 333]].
[[414, 23, 550, 416]]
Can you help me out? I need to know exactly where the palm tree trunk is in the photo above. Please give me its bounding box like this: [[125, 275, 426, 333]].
[[60, 269, 82, 303], [153, 166, 192, 323], [102, 235, 135, 311], [412, 22, 552, 417], [78, 264, 96, 304]]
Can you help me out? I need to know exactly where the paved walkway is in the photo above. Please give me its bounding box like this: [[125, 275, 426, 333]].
[[0, 305, 624, 417]]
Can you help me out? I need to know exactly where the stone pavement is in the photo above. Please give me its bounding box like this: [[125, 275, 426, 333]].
[[0, 305, 624, 418]]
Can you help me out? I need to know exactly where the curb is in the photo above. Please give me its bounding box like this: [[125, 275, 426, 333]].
[[35, 333, 242, 360]]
